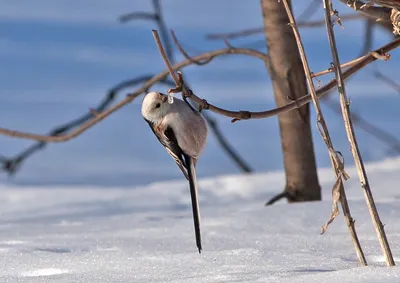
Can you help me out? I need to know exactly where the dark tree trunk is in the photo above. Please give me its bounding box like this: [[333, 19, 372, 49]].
[[260, 0, 321, 203]]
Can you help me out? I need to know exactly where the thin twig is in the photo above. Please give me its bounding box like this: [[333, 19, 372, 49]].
[[205, 1, 394, 42], [206, 14, 364, 40], [323, 97, 400, 154], [0, 36, 398, 141], [171, 30, 213, 65], [323, 0, 394, 266], [176, 27, 367, 79], [374, 70, 400, 94], [297, 0, 323, 22], [118, 12, 157, 23], [265, 192, 291, 206], [281, 0, 367, 266], [312, 54, 367, 77], [205, 117, 252, 172], [360, 18, 375, 56], [152, 0, 175, 61], [152, 30, 179, 84]]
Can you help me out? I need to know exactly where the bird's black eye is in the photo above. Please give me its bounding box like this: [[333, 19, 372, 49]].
[[155, 103, 161, 108]]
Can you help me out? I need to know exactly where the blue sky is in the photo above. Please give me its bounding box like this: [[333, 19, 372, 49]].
[[0, 0, 399, 187]]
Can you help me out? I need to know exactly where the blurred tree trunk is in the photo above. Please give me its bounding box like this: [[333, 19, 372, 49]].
[[260, 0, 321, 202]]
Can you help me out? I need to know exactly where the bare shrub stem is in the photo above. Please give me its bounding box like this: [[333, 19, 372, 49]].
[[281, 0, 367, 266], [322, 0, 395, 266]]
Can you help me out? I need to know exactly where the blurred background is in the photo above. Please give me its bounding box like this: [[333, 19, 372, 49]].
[[0, 0, 398, 187]]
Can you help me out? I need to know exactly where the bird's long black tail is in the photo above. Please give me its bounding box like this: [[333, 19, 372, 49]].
[[184, 154, 202, 253]]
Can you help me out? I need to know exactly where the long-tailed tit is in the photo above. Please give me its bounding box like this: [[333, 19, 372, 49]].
[[141, 91, 208, 253]]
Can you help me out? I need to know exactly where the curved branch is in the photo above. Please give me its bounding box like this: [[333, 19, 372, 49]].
[[171, 30, 214, 65], [0, 37, 398, 142], [323, 98, 400, 154], [203, 115, 252, 172], [0, 75, 178, 174], [152, 0, 174, 60]]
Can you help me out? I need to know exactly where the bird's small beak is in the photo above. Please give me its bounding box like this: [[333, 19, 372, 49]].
[[160, 93, 168, 103]]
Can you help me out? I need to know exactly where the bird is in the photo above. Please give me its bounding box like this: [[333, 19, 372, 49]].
[[141, 91, 208, 253]]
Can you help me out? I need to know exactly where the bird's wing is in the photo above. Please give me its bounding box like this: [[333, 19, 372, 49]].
[[145, 118, 202, 252], [144, 118, 189, 181]]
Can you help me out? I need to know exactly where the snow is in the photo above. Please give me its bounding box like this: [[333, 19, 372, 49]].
[[1, 158, 400, 282]]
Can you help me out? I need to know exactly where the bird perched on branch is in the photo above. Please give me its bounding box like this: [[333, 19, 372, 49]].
[[141, 91, 208, 253]]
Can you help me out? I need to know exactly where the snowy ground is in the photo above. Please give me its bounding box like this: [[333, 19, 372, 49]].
[[1, 158, 400, 282]]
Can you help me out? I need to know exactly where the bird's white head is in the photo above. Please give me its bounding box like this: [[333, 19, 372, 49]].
[[141, 92, 169, 123]]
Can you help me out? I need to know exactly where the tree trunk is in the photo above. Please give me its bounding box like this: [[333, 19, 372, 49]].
[[260, 0, 321, 202]]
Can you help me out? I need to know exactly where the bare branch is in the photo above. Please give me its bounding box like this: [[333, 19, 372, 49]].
[[151, 0, 175, 60], [0, 36, 398, 141], [323, 97, 400, 154], [205, 14, 363, 40], [206, 117, 252, 172], [0, 74, 175, 173], [118, 12, 157, 23], [297, 0, 323, 22], [281, 0, 367, 266], [152, 30, 179, 82], [206, 27, 264, 41], [179, 38, 399, 122], [360, 18, 375, 56], [265, 192, 290, 206], [312, 54, 367, 77], [171, 30, 214, 65], [323, 0, 394, 266], [206, 1, 396, 42], [281, 0, 349, 229]]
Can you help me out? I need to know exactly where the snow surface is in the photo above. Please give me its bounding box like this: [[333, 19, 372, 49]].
[[1, 157, 400, 282]]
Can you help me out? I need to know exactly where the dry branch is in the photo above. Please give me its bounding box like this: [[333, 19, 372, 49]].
[[323, 97, 400, 154], [360, 18, 374, 56], [0, 75, 175, 174], [205, 14, 362, 40], [312, 54, 369, 77], [206, 0, 396, 42], [118, 12, 157, 22], [281, 0, 367, 266], [323, 0, 394, 266], [171, 31, 214, 66], [0, 36, 398, 141]]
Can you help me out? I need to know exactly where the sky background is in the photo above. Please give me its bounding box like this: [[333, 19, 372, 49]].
[[0, 0, 399, 187]]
